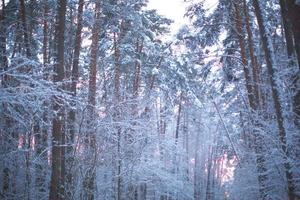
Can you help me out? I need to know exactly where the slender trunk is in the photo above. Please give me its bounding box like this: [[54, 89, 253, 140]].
[[35, 118, 48, 199], [285, 0, 300, 128], [279, 0, 300, 130], [66, 0, 84, 197], [242, 0, 260, 107], [171, 92, 183, 199], [149, 57, 163, 91], [157, 97, 166, 167], [43, 1, 49, 67], [114, 32, 121, 102], [211, 151, 218, 199], [131, 38, 146, 200], [133, 38, 143, 97], [235, 2, 270, 198], [233, 1, 255, 109], [0, 0, 8, 86], [279, 0, 296, 62], [19, 0, 31, 58], [184, 108, 189, 181], [65, 7, 74, 81], [286, 0, 300, 68], [113, 19, 132, 200], [35, 2, 49, 199], [60, 114, 66, 198], [175, 92, 183, 144], [205, 146, 213, 200], [113, 31, 122, 200], [25, 130, 32, 200], [253, 1, 297, 199], [83, 2, 101, 200], [49, 0, 66, 199], [193, 128, 201, 200], [1, 3, 17, 198]]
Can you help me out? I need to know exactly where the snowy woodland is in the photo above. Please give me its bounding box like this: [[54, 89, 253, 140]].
[[0, 0, 300, 199]]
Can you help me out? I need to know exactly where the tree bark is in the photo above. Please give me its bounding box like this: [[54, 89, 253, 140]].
[[133, 38, 143, 98], [279, 0, 300, 131], [253, 1, 297, 199], [66, 0, 84, 198], [113, 30, 122, 200], [242, 0, 260, 107], [194, 129, 202, 200], [42, 1, 49, 67], [279, 0, 296, 63], [49, 0, 66, 199], [0, 0, 8, 87], [83, 2, 101, 200], [286, 0, 300, 68], [234, 2, 270, 198], [233, 1, 255, 109], [285, 0, 300, 129], [205, 146, 213, 200], [175, 92, 183, 144], [19, 0, 31, 58]]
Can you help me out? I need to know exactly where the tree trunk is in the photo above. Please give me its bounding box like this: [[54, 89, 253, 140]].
[[234, 2, 270, 198], [253, 1, 297, 199], [279, 0, 296, 63], [193, 130, 201, 200], [286, 0, 300, 68], [49, 0, 66, 199], [113, 30, 122, 200], [19, 0, 31, 58], [175, 92, 183, 144], [285, 0, 300, 129], [66, 0, 84, 198], [0, 0, 8, 81], [242, 0, 260, 107], [205, 146, 213, 200], [279, 0, 300, 131], [133, 38, 143, 98], [83, 2, 101, 200], [34, 2, 50, 199], [42, 1, 49, 67], [233, 1, 255, 109]]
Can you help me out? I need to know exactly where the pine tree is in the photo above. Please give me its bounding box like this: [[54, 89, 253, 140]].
[[49, 0, 67, 199]]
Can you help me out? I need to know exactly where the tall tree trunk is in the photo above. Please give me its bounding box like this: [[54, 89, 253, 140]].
[[286, 0, 300, 68], [233, 1, 255, 109], [19, 0, 31, 58], [279, 0, 300, 131], [205, 146, 213, 200], [133, 38, 143, 98], [242, 0, 260, 107], [83, 2, 101, 200], [193, 130, 201, 200], [35, 118, 48, 199], [66, 0, 84, 198], [131, 38, 146, 200], [285, 0, 300, 129], [0, 0, 8, 86], [279, 0, 296, 64], [1, 2, 17, 198], [113, 19, 131, 200], [253, 1, 298, 199], [49, 0, 66, 199], [43, 1, 49, 67], [233, 3, 269, 198], [183, 108, 190, 182], [113, 30, 122, 200], [35, 2, 50, 199], [175, 92, 183, 145]]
